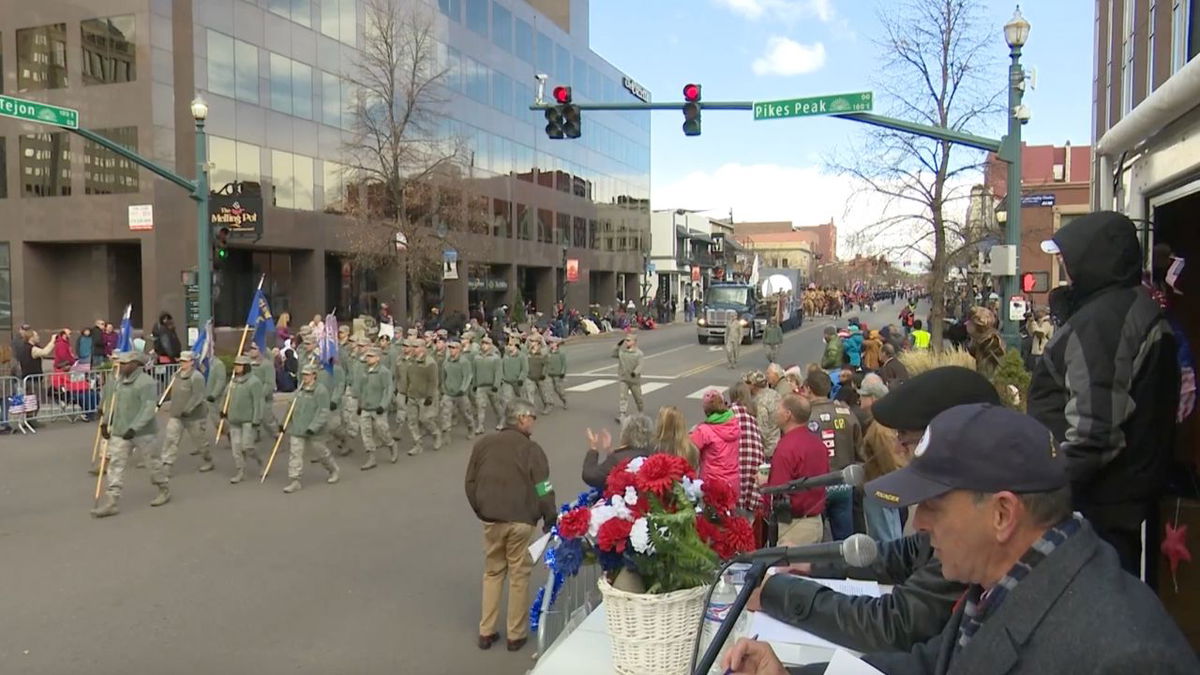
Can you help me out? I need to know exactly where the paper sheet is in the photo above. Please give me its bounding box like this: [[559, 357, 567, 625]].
[[826, 649, 885, 674], [528, 532, 551, 562], [810, 577, 882, 597], [749, 576, 882, 652]]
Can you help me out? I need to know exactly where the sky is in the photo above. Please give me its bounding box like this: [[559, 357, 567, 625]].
[[588, 0, 1095, 259]]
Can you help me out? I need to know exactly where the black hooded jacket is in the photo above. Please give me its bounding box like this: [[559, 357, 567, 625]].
[[1027, 211, 1178, 515]]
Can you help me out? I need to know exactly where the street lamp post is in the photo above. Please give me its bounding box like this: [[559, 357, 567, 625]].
[[1000, 6, 1030, 347], [191, 95, 212, 330]]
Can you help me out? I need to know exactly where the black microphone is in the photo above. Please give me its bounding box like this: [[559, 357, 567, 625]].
[[733, 533, 879, 567], [760, 464, 865, 495]]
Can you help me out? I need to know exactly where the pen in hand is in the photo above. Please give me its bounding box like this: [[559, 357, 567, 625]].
[[723, 633, 760, 675]]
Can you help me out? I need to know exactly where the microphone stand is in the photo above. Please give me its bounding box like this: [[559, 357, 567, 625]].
[[693, 559, 774, 675]]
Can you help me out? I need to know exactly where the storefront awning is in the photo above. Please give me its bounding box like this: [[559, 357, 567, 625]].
[[688, 231, 713, 243]]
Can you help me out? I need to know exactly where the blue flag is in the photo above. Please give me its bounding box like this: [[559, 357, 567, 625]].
[[116, 304, 134, 353], [192, 319, 214, 380], [246, 287, 276, 354], [319, 312, 338, 373]]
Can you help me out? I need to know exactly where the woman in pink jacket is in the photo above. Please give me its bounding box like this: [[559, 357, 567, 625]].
[[689, 389, 742, 500]]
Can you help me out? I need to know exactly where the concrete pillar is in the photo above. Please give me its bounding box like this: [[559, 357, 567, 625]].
[[443, 273, 468, 315], [378, 261, 407, 322], [502, 264, 518, 308], [534, 266, 555, 315], [623, 275, 639, 308], [564, 275, 588, 311], [595, 271, 617, 307], [291, 249, 324, 324]]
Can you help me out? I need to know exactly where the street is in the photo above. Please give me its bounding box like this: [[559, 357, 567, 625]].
[[0, 304, 912, 675]]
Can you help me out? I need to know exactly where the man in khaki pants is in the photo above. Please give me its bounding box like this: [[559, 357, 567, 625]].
[[464, 399, 556, 652], [762, 395, 830, 546]]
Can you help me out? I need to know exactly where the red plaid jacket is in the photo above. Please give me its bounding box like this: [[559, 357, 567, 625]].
[[731, 403, 766, 514]]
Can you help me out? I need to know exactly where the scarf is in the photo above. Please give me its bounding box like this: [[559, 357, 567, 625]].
[[955, 513, 1084, 654], [705, 410, 734, 424]]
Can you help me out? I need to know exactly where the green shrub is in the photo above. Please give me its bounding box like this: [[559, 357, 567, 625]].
[[512, 290, 527, 325], [993, 348, 1032, 411]]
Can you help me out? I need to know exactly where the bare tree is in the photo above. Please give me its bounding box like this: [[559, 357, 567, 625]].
[[339, 0, 489, 320], [831, 0, 1002, 347]]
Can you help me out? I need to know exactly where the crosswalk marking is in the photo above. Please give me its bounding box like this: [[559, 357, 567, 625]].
[[640, 382, 670, 394], [564, 379, 618, 392], [686, 385, 727, 400]]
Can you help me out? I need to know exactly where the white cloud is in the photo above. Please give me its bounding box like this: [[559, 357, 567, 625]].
[[713, 0, 835, 22], [752, 37, 826, 76], [653, 162, 978, 266]]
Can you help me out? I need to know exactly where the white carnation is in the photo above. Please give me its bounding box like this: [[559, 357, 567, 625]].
[[682, 476, 704, 504], [611, 495, 633, 522], [623, 485, 639, 506], [626, 456, 647, 473], [589, 504, 616, 538], [630, 517, 654, 554]]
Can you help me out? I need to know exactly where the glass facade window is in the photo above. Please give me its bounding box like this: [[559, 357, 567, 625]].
[[270, 53, 313, 119], [555, 43, 570, 83], [0, 242, 9, 330], [0, 138, 6, 199], [466, 0, 488, 36], [536, 32, 553, 76], [209, 135, 262, 188], [323, 160, 346, 212], [445, 48, 463, 92], [322, 71, 348, 128], [492, 71, 512, 116], [465, 56, 488, 103], [84, 126, 139, 194], [208, 31, 259, 103], [514, 19, 532, 64], [17, 23, 68, 91], [320, 0, 356, 44], [438, 0, 461, 22], [270, 0, 312, 27], [492, 3, 512, 52], [20, 132, 71, 197], [271, 150, 314, 210], [493, 199, 512, 238], [81, 16, 136, 85]]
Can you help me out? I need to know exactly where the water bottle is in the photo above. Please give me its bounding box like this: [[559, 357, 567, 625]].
[[699, 571, 750, 674]]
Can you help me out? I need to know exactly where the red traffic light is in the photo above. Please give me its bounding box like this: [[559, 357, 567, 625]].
[[683, 83, 701, 102], [553, 86, 572, 104], [1021, 273, 1035, 293]]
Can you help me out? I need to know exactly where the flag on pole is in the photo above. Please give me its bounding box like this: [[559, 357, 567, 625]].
[[749, 255, 761, 286], [319, 312, 338, 373], [246, 286, 276, 354], [116, 304, 134, 353], [192, 319, 215, 380]]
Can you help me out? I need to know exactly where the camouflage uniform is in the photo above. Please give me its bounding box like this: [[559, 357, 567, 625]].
[[161, 352, 214, 473], [500, 344, 529, 410], [472, 342, 503, 433], [91, 352, 167, 517], [527, 343, 553, 415], [283, 364, 340, 493], [358, 347, 396, 469], [545, 341, 568, 409], [440, 344, 475, 439], [406, 345, 443, 454], [224, 356, 265, 484]]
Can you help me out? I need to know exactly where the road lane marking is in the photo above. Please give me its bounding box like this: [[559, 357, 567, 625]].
[[640, 382, 670, 394], [565, 373, 676, 380], [565, 379, 618, 392]]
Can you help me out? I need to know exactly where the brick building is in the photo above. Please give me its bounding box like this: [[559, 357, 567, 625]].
[[733, 218, 837, 263]]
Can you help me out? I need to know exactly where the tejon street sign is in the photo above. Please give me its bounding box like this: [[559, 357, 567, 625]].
[[0, 94, 79, 129], [753, 91, 873, 121]]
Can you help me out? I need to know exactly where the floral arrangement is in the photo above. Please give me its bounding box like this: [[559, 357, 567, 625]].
[[555, 454, 754, 594]]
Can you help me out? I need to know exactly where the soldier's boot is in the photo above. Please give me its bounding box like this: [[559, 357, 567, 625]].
[[323, 457, 340, 484], [198, 453, 215, 473], [407, 441, 422, 457], [90, 494, 120, 518], [360, 452, 377, 471], [230, 468, 245, 484], [388, 444, 399, 463], [310, 456, 321, 463], [432, 432, 443, 452], [88, 464, 105, 476], [336, 440, 353, 457], [149, 485, 171, 507], [283, 480, 302, 494], [251, 451, 264, 467], [189, 447, 201, 456]]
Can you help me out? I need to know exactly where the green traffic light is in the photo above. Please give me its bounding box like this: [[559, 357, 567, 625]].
[[218, 249, 228, 259]]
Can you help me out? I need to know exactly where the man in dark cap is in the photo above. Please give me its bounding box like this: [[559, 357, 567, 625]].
[[1031, 211, 1179, 585], [728, 405, 1198, 674], [748, 366, 999, 654]]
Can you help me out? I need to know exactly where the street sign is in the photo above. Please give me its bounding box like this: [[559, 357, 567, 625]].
[[128, 204, 154, 231], [753, 91, 873, 121], [0, 94, 79, 129], [1021, 193, 1056, 207]]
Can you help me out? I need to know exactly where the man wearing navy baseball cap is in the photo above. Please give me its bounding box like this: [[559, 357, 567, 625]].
[[726, 404, 1197, 675]]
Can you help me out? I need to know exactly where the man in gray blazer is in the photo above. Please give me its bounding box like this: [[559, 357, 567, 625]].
[[724, 404, 1198, 675]]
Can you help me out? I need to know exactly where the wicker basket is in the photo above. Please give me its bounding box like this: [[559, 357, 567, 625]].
[[598, 575, 708, 675]]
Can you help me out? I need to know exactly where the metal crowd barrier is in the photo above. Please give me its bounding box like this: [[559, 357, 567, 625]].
[[534, 557, 603, 660], [0, 376, 28, 433], [11, 361, 181, 430]]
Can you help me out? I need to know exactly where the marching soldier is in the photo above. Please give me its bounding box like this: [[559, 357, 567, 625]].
[[763, 315, 783, 364], [342, 337, 369, 447], [161, 351, 214, 473], [206, 348, 229, 444], [247, 343, 280, 436], [406, 339, 443, 454], [441, 340, 476, 439], [545, 336, 568, 410], [612, 334, 644, 421], [358, 346, 396, 469], [724, 310, 744, 369], [283, 364, 340, 493], [500, 340, 528, 410], [295, 325, 316, 365], [92, 352, 168, 517], [393, 338, 412, 431], [337, 325, 352, 364], [473, 337, 504, 433], [224, 355, 264, 484], [527, 339, 552, 415]]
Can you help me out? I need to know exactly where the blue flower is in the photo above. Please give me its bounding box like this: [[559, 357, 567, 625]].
[[554, 538, 584, 577]]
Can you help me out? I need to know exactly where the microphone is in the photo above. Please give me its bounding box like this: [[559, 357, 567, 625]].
[[760, 464, 865, 495], [733, 533, 879, 567]]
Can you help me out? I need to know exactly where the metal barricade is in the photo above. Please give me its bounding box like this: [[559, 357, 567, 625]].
[[20, 367, 108, 425], [148, 362, 180, 400], [534, 558, 603, 659], [0, 376, 28, 433]]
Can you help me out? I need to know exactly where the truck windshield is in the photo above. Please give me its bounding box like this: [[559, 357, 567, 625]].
[[707, 286, 750, 306]]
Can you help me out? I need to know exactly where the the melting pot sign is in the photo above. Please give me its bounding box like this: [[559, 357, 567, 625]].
[[209, 194, 263, 237]]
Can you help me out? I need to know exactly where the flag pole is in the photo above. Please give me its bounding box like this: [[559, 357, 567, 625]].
[[215, 274, 266, 442], [260, 397, 297, 483]]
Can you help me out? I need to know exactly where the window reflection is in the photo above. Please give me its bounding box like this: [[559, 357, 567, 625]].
[[84, 126, 139, 194], [82, 15, 136, 85], [466, 0, 488, 36], [514, 18, 532, 63], [17, 23, 68, 91], [20, 132, 71, 197], [491, 2, 512, 52]]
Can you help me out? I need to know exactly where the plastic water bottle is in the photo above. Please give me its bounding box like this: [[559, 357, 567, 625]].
[[699, 571, 750, 674]]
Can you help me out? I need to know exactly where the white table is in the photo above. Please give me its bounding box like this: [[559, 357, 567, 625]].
[[530, 603, 841, 674]]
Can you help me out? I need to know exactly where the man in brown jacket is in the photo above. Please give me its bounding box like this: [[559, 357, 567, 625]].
[[464, 398, 556, 653]]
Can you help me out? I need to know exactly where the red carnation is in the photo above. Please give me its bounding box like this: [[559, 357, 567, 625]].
[[635, 454, 687, 496], [694, 513, 721, 546], [605, 464, 639, 498], [715, 515, 756, 558], [596, 517, 634, 553], [701, 477, 736, 513], [556, 507, 591, 540]]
